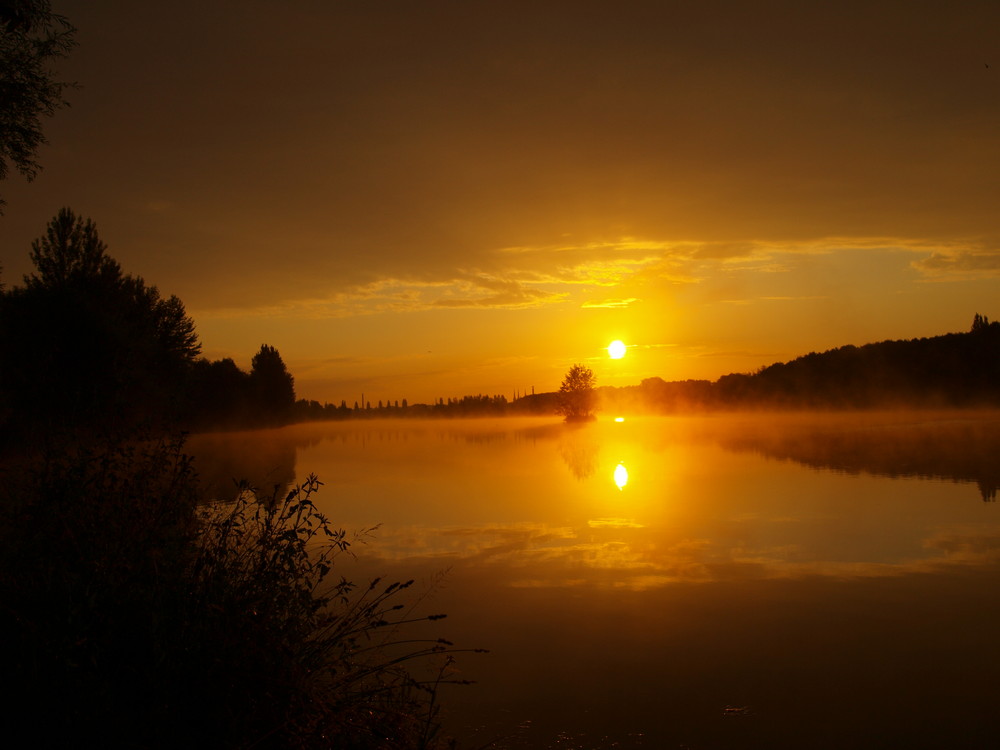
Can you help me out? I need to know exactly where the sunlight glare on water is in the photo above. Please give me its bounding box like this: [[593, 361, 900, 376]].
[[613, 462, 628, 490]]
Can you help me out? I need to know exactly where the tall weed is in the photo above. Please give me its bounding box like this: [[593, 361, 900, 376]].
[[0, 438, 476, 748]]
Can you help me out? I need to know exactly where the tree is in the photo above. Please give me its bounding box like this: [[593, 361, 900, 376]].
[[0, 0, 76, 212], [972, 312, 992, 332], [25, 207, 120, 290], [0, 208, 200, 439], [558, 364, 596, 421], [186, 356, 251, 427], [249, 344, 295, 424]]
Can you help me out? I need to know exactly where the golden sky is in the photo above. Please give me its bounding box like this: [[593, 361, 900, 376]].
[[3, 0, 1000, 404]]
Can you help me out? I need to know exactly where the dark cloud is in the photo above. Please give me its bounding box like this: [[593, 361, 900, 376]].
[[4, 1, 1000, 403], [4, 0, 1000, 308]]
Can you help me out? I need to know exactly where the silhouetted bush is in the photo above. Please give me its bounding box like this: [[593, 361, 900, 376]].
[[0, 438, 469, 748]]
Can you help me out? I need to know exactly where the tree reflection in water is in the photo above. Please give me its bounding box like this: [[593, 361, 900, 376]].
[[709, 411, 1000, 501]]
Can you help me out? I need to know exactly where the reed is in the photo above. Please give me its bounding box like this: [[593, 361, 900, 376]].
[[0, 436, 478, 748]]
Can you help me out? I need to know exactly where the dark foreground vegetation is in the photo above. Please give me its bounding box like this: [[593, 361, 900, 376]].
[[0, 215, 475, 745], [0, 437, 473, 747], [0, 208, 299, 449]]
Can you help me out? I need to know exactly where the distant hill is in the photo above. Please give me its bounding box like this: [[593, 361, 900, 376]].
[[602, 315, 1000, 412]]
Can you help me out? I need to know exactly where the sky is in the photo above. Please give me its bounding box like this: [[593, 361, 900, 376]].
[[3, 0, 1000, 405]]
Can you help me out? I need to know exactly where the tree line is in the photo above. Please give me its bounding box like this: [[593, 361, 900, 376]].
[[293, 390, 595, 420], [0, 208, 297, 449], [4, 210, 996, 443], [604, 315, 1000, 413], [292, 392, 515, 420], [300, 317, 1000, 422]]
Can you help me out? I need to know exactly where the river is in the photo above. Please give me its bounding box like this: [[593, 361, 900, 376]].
[[187, 412, 1000, 749]]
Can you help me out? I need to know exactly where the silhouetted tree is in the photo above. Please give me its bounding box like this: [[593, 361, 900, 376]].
[[186, 357, 251, 427], [972, 312, 991, 332], [0, 0, 76, 212], [703, 322, 1000, 409], [25, 208, 119, 289], [558, 364, 596, 421], [249, 344, 295, 425], [0, 209, 200, 440]]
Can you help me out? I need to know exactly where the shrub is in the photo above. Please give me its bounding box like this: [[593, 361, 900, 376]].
[[0, 438, 473, 748]]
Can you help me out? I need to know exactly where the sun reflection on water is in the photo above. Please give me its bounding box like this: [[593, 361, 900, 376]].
[[613, 462, 629, 490]]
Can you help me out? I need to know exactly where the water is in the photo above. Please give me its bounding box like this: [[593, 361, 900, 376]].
[[187, 412, 1000, 749]]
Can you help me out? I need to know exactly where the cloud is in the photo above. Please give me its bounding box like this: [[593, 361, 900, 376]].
[[911, 248, 1000, 280], [588, 517, 645, 529], [715, 295, 828, 305], [190, 235, 986, 321], [7, 0, 1000, 324], [758, 296, 829, 301], [431, 290, 560, 309], [581, 298, 639, 309], [192, 253, 658, 318], [431, 273, 566, 309]]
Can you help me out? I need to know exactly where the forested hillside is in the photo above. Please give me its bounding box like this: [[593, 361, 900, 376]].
[[604, 315, 1000, 412]]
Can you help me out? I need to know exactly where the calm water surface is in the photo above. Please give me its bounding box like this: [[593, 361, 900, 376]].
[[188, 413, 1000, 749]]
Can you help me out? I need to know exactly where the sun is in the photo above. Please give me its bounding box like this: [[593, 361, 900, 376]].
[[608, 340, 627, 359]]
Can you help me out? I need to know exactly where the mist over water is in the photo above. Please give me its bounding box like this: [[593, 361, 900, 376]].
[[187, 412, 1000, 748]]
